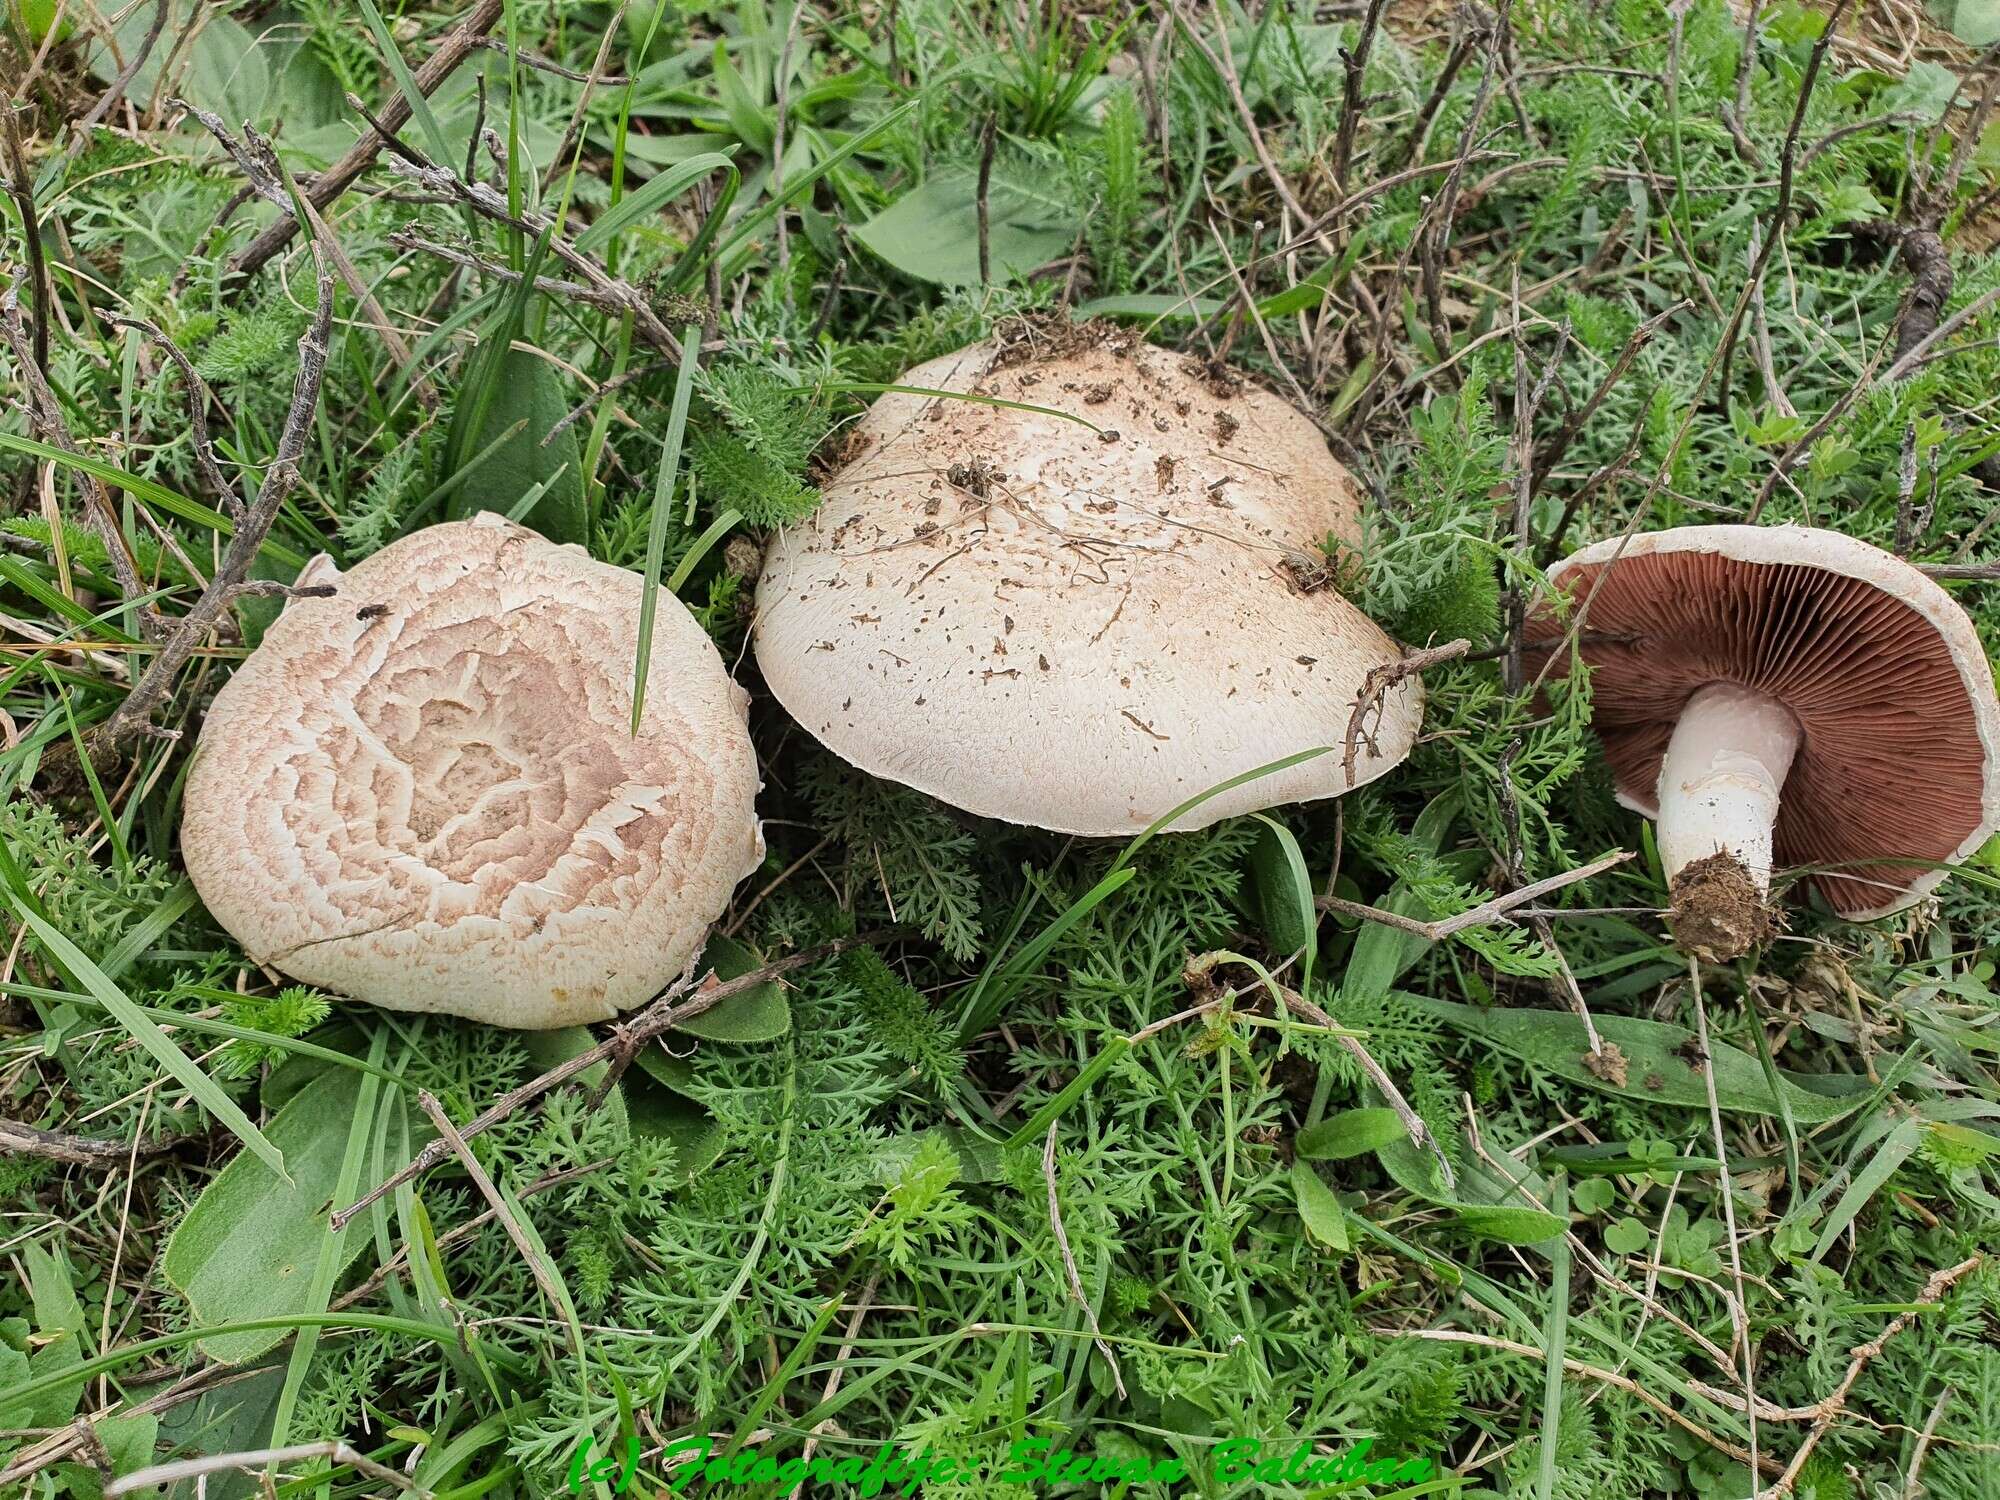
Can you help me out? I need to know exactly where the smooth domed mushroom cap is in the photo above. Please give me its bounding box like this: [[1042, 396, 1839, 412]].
[[1524, 524, 2000, 919], [182, 514, 764, 1028], [753, 334, 1421, 834]]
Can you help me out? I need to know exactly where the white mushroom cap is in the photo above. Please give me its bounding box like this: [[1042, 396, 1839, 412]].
[[182, 513, 763, 1028], [753, 333, 1421, 834]]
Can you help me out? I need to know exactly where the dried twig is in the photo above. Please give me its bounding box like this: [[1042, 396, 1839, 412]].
[[1, 292, 164, 637], [1531, 300, 1690, 495], [333, 1158, 613, 1311], [3, 104, 50, 376], [1342, 638, 1471, 783], [51, 111, 335, 769], [1317, 849, 1633, 939], [975, 113, 997, 288], [1715, 0, 1852, 392], [378, 150, 695, 354], [417, 1091, 579, 1351], [107, 1442, 428, 1498], [330, 932, 894, 1229], [1376, 1328, 1784, 1476], [105, 315, 235, 512], [1753, 1256, 1983, 1498], [0, 1118, 195, 1165], [1690, 958, 1761, 1478], [1232, 964, 1457, 1193], [69, 0, 170, 145], [1043, 1121, 1125, 1398], [1333, 0, 1390, 189], [227, 0, 506, 280]]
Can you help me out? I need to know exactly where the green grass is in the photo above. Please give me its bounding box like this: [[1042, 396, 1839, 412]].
[[4, 1, 2000, 1498]]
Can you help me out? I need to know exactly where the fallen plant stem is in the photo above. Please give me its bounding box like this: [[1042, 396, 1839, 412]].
[[1317, 849, 1633, 939], [1044, 1120, 1126, 1398], [225, 0, 506, 281], [330, 931, 896, 1229]]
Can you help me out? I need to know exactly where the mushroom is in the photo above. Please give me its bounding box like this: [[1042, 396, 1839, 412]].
[[1524, 524, 2000, 959], [753, 331, 1421, 833], [181, 513, 764, 1028]]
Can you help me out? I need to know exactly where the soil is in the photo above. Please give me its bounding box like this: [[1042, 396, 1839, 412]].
[[990, 310, 1132, 369], [1669, 851, 1780, 964]]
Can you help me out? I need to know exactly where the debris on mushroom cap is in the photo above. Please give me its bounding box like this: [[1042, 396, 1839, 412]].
[[1524, 524, 2000, 929], [752, 332, 1423, 835], [181, 513, 764, 1029]]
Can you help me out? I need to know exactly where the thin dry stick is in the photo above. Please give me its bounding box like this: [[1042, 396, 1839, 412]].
[[1332, 0, 1390, 189], [800, 1269, 882, 1466], [3, 104, 51, 376], [1748, 283, 2000, 519], [377, 150, 691, 354], [331, 932, 890, 1229], [0, 292, 163, 637], [104, 314, 235, 511], [975, 112, 997, 288], [1342, 638, 1471, 783], [66, 0, 169, 148], [1318, 848, 1633, 940], [1043, 1122, 1125, 1398], [1690, 957, 1759, 1479], [1375, 1328, 1784, 1477], [332, 1158, 614, 1311], [0, 1118, 193, 1165], [1902, 1385, 1955, 1500], [1273, 977, 1457, 1192], [106, 1442, 428, 1498], [226, 0, 506, 280], [1754, 1256, 1983, 1499], [1530, 300, 1691, 496], [416, 1091, 579, 1354], [1714, 0, 1853, 393], [59, 111, 335, 766]]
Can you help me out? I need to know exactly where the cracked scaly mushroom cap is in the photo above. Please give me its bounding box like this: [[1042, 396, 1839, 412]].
[[754, 331, 1422, 834], [181, 513, 764, 1028]]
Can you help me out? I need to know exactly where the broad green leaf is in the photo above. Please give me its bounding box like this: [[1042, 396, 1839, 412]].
[[1291, 1163, 1349, 1253], [1604, 1216, 1651, 1255], [1249, 815, 1316, 988], [852, 168, 1079, 288], [1453, 1204, 1566, 1245], [443, 349, 587, 545], [1297, 1107, 1408, 1161], [163, 1067, 411, 1363], [624, 1071, 728, 1182], [524, 1026, 630, 1135], [1409, 996, 1865, 1122], [674, 934, 792, 1043], [21, 1242, 85, 1427]]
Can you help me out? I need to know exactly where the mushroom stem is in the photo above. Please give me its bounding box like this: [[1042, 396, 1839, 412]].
[[1656, 682, 1802, 893]]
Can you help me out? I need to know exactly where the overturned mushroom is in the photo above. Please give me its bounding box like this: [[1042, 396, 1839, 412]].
[[1525, 524, 2000, 960], [182, 514, 764, 1028], [754, 331, 1422, 833]]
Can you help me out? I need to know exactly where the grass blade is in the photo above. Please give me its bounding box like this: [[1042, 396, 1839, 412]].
[[0, 881, 288, 1181], [631, 324, 704, 732]]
